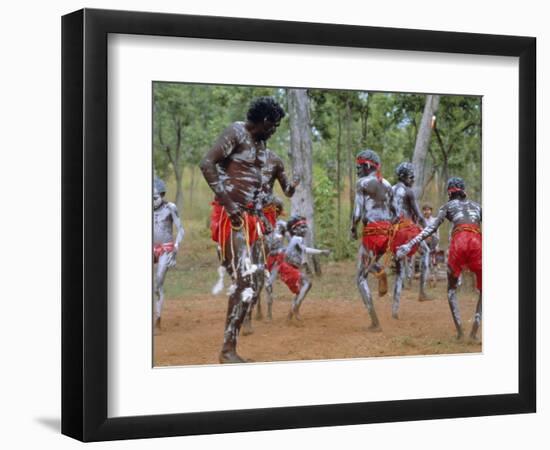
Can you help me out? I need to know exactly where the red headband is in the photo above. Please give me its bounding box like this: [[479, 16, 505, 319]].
[[447, 187, 464, 193], [356, 158, 382, 181], [291, 219, 307, 229]]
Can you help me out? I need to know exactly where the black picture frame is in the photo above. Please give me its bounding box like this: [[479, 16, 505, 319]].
[[61, 8, 536, 442]]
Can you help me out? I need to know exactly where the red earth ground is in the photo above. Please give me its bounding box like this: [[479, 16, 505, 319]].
[[154, 264, 481, 366]]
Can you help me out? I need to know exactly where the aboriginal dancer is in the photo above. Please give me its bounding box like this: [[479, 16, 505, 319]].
[[282, 215, 330, 321], [262, 206, 289, 320], [199, 96, 285, 363], [390, 162, 431, 319], [397, 177, 482, 340], [153, 178, 184, 334], [350, 149, 395, 331]]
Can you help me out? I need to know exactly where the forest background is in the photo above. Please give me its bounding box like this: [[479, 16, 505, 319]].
[[153, 83, 481, 263]]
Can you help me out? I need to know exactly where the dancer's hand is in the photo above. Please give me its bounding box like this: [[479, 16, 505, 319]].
[[350, 226, 357, 240], [322, 250, 331, 256], [396, 244, 411, 259], [228, 211, 243, 229]]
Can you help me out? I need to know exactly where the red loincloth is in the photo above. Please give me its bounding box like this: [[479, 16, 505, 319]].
[[210, 199, 264, 248], [448, 224, 482, 290], [267, 252, 301, 294], [153, 242, 175, 264], [362, 221, 392, 256], [390, 219, 423, 256], [262, 204, 278, 227]]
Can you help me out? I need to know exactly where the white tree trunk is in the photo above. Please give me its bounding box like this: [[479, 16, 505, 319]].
[[412, 95, 440, 199], [287, 88, 320, 273]]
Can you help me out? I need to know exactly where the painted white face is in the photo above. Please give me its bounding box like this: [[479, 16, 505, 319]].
[[293, 223, 308, 237], [403, 172, 415, 187], [153, 189, 163, 209]]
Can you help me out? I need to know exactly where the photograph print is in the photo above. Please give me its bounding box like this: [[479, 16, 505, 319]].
[[152, 83, 482, 366]]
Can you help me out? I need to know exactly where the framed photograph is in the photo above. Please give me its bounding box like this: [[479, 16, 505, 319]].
[[62, 8, 536, 442]]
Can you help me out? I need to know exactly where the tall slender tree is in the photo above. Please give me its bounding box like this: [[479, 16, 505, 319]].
[[412, 94, 440, 198], [287, 88, 321, 274]]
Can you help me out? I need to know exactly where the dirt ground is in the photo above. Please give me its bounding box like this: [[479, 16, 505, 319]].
[[153, 262, 481, 366]]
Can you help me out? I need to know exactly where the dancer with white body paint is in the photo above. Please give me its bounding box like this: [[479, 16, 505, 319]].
[[262, 216, 290, 320], [283, 215, 330, 321], [200, 97, 285, 363], [397, 177, 482, 340], [389, 162, 431, 319], [350, 149, 395, 332], [153, 178, 184, 334]]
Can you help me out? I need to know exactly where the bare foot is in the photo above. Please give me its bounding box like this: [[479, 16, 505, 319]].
[[376, 270, 388, 297], [241, 324, 254, 336], [456, 332, 464, 340], [367, 323, 382, 332], [219, 351, 248, 364], [392, 312, 399, 320], [242, 317, 254, 336], [418, 292, 433, 302], [153, 318, 161, 335], [255, 310, 263, 321], [287, 310, 303, 326]]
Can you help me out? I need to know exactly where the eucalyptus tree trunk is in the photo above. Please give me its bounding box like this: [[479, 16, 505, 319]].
[[345, 100, 354, 216], [287, 88, 321, 274], [412, 95, 440, 199]]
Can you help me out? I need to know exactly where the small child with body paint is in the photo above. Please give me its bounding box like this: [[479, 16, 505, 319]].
[[262, 218, 289, 320], [276, 215, 330, 321]]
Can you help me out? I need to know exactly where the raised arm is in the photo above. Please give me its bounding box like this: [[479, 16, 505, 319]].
[[199, 125, 240, 217]]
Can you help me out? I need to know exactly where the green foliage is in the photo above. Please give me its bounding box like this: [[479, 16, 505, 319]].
[[312, 166, 336, 251], [428, 95, 481, 203], [153, 83, 481, 256]]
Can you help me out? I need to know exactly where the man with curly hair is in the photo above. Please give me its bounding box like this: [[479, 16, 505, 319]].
[[200, 96, 286, 363], [397, 177, 482, 340]]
